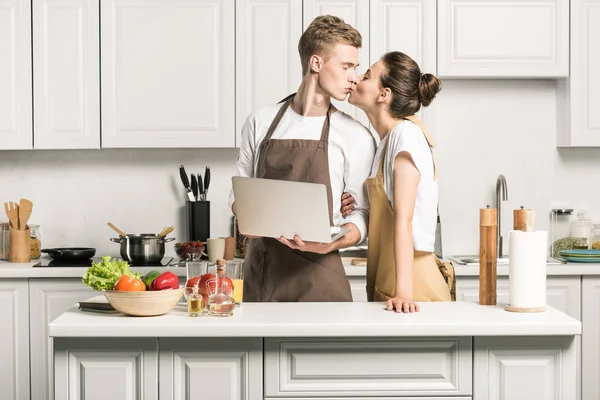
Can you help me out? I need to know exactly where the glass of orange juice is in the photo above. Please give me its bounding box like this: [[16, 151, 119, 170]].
[[226, 260, 244, 305]]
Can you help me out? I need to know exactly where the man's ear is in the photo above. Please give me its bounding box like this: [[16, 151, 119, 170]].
[[378, 87, 392, 103], [309, 55, 323, 73]]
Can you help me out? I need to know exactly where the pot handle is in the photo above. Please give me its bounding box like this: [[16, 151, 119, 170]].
[[163, 237, 175, 242], [41, 248, 62, 256], [110, 238, 122, 243]]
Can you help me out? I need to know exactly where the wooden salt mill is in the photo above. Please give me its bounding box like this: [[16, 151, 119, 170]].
[[479, 206, 497, 305], [513, 206, 535, 232]]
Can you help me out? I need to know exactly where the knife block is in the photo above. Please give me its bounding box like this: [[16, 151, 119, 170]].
[[187, 201, 210, 243], [9, 225, 31, 263]]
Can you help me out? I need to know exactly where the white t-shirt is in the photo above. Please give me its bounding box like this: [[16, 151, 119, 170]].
[[230, 103, 376, 242], [369, 119, 438, 251]]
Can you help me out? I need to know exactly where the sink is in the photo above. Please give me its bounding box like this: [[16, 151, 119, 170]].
[[447, 255, 564, 265]]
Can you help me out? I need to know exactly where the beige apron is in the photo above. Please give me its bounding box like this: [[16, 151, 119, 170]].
[[243, 94, 353, 302], [366, 116, 455, 302]]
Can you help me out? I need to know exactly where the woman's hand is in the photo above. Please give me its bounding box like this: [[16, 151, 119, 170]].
[[386, 296, 420, 313], [341, 192, 355, 218]]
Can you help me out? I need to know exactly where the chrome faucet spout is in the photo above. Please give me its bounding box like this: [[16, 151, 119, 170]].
[[496, 175, 509, 258]]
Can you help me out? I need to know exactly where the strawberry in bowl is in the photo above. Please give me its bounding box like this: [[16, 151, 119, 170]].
[[174, 241, 205, 261]]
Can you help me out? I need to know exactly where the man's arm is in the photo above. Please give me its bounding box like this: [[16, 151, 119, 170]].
[[229, 115, 257, 215]]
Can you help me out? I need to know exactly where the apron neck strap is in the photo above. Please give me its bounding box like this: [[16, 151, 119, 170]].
[[406, 115, 438, 180]]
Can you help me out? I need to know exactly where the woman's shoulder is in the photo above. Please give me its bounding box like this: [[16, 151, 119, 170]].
[[389, 119, 426, 150]]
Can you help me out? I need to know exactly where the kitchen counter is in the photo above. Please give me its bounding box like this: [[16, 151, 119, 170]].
[[51, 301, 579, 399], [49, 301, 580, 338]]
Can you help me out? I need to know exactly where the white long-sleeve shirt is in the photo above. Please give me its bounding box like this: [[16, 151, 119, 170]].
[[229, 104, 376, 242]]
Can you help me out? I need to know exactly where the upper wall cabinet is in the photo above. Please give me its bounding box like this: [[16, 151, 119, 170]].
[[0, 0, 32, 150], [101, 0, 234, 148], [33, 0, 100, 150], [438, 0, 569, 78], [557, 0, 600, 147], [304, 0, 370, 127], [236, 0, 302, 146]]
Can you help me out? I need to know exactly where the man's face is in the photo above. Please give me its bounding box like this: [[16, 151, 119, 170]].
[[348, 59, 385, 110], [317, 44, 359, 101]]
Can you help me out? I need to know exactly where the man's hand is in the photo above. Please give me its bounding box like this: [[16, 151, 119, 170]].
[[340, 192, 355, 218], [278, 235, 333, 254]]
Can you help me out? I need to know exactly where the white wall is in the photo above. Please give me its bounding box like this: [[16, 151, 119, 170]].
[[1, 80, 600, 259]]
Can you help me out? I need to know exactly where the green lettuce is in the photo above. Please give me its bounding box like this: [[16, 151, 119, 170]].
[[81, 256, 141, 291]]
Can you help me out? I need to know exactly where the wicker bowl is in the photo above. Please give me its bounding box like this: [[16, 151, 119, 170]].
[[103, 288, 184, 316]]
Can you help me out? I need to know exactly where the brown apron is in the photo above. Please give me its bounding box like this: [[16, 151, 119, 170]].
[[242, 94, 353, 302], [366, 115, 455, 302]]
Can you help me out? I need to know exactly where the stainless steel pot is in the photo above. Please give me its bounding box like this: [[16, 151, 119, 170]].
[[110, 234, 175, 265]]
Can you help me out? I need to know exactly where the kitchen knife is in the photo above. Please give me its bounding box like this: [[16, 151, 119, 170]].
[[204, 166, 211, 200], [197, 173, 205, 202], [179, 165, 196, 202], [191, 174, 198, 201]]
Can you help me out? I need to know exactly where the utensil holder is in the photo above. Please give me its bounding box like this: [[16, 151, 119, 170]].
[[9, 226, 31, 263], [187, 201, 210, 242]]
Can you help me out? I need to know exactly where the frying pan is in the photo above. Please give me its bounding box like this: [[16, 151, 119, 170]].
[[41, 247, 96, 261]]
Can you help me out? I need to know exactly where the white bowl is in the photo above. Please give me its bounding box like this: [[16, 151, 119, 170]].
[[103, 288, 184, 316]]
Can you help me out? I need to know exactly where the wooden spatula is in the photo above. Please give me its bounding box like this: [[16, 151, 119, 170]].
[[107, 222, 127, 237], [4, 202, 19, 230], [18, 198, 33, 230]]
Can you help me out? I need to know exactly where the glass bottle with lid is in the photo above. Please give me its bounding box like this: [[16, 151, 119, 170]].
[[0, 223, 9, 261], [550, 209, 574, 257], [207, 259, 235, 317], [571, 210, 593, 249], [29, 224, 41, 260], [592, 224, 600, 250]]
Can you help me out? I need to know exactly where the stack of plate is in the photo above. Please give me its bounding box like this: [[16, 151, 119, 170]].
[[559, 249, 600, 263]]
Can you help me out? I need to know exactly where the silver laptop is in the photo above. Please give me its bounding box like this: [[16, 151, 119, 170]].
[[232, 177, 350, 243]]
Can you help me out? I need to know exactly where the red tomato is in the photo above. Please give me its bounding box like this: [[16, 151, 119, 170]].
[[186, 276, 201, 288], [113, 275, 146, 292], [198, 273, 233, 296], [149, 271, 179, 291]]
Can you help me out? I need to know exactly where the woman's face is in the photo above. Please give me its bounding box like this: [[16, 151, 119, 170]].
[[348, 59, 386, 111]]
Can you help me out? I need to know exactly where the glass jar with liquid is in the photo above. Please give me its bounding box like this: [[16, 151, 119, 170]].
[[571, 210, 593, 249]]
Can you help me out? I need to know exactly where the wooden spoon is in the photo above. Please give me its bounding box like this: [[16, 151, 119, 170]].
[[4, 202, 19, 230], [159, 226, 175, 237], [107, 222, 127, 237], [18, 198, 33, 230]]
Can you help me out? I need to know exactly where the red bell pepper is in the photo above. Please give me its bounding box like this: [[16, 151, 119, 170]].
[[149, 271, 179, 291]]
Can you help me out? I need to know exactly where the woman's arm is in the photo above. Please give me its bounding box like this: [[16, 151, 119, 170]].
[[389, 151, 421, 313]]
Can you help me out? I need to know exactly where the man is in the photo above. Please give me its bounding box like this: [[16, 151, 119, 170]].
[[230, 15, 375, 302]]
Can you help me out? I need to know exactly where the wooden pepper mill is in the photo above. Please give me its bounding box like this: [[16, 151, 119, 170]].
[[479, 206, 497, 305], [513, 206, 535, 232]]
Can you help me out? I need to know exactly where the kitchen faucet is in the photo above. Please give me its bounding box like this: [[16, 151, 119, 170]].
[[496, 174, 508, 258]]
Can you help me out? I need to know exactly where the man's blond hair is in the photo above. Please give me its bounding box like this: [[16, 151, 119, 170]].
[[298, 15, 362, 76]]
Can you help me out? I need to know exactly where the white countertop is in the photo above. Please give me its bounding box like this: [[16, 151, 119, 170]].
[[49, 301, 581, 338], [0, 259, 368, 278]]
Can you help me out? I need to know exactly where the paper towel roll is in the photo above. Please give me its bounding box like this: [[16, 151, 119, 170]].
[[507, 230, 548, 312]]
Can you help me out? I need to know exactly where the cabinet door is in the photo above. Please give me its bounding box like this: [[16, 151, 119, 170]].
[[438, 0, 569, 78], [159, 337, 263, 400], [348, 276, 367, 301], [474, 336, 577, 400], [33, 0, 100, 149], [0, 0, 32, 150], [582, 277, 600, 400], [557, 0, 600, 147], [303, 0, 369, 127], [29, 279, 95, 400], [0, 280, 30, 399], [54, 337, 158, 400], [101, 0, 234, 148], [236, 0, 302, 147], [455, 276, 581, 320]]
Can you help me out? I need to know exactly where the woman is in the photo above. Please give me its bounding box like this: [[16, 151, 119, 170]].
[[345, 51, 453, 313]]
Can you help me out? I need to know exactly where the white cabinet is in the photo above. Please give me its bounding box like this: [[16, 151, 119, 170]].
[[33, 0, 100, 149], [370, 0, 436, 123], [303, 0, 369, 127], [474, 336, 577, 400], [54, 337, 158, 400], [0, 280, 30, 399], [557, 0, 600, 147], [438, 0, 569, 78], [100, 0, 235, 148], [159, 337, 263, 400], [0, 0, 32, 150], [264, 337, 472, 397], [29, 279, 95, 400], [455, 276, 581, 319], [236, 0, 302, 146], [582, 277, 600, 400]]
